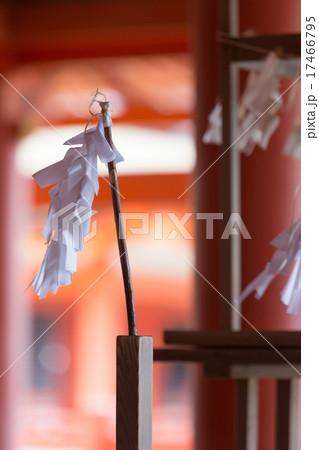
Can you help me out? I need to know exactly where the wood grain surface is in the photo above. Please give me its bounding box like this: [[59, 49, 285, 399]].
[[164, 329, 301, 348], [116, 336, 153, 450]]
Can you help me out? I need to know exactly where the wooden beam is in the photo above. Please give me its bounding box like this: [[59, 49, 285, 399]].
[[220, 34, 301, 62], [6, 0, 189, 32], [7, 25, 189, 62], [154, 348, 208, 362], [204, 348, 300, 376], [155, 347, 300, 363], [164, 329, 301, 348], [116, 336, 153, 450], [154, 347, 300, 378], [230, 364, 301, 379]]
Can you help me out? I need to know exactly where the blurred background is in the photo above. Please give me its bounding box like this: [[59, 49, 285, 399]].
[[0, 1, 300, 449]]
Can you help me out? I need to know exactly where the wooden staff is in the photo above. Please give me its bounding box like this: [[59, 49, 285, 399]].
[[103, 116, 138, 337]]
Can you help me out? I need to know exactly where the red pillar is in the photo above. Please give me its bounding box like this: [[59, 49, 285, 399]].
[[240, 1, 301, 449], [193, 0, 235, 449], [0, 124, 18, 450]]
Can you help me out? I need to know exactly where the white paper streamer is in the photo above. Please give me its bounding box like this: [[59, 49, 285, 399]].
[[237, 219, 301, 314], [202, 102, 222, 145], [32, 111, 124, 298], [283, 124, 301, 159], [203, 52, 283, 155]]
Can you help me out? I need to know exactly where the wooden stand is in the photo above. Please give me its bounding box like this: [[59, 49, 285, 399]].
[[116, 336, 153, 450], [154, 329, 301, 450]]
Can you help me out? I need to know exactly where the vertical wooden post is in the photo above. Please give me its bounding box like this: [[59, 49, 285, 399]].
[[116, 336, 153, 450], [288, 379, 300, 450], [219, 0, 232, 330], [246, 378, 259, 450], [219, 3, 252, 449], [276, 380, 291, 450], [235, 379, 248, 450], [235, 377, 259, 450]]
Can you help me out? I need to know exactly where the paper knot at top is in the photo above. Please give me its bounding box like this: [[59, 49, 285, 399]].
[[99, 100, 111, 112]]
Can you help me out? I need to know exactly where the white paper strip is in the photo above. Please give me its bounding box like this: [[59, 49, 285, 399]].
[[202, 52, 285, 156], [202, 102, 223, 145], [283, 125, 301, 159], [237, 219, 301, 314], [32, 111, 124, 298]]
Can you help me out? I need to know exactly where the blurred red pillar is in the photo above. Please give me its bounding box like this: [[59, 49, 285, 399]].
[[0, 124, 17, 450], [193, 0, 300, 449], [239, 2, 301, 450], [193, 0, 235, 449]]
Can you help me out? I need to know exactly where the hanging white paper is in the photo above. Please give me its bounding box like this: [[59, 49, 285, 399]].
[[202, 102, 223, 145], [237, 219, 301, 314], [237, 53, 282, 155], [202, 52, 284, 155], [283, 124, 301, 159], [32, 110, 124, 299]]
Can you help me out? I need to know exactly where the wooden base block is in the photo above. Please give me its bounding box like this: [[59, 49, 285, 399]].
[[116, 336, 153, 450]]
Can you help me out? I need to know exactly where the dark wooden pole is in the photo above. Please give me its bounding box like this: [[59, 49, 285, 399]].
[[219, 0, 232, 330], [275, 380, 291, 450], [103, 123, 138, 337]]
